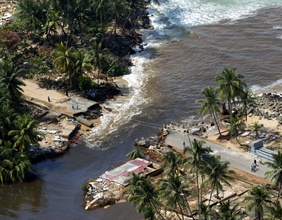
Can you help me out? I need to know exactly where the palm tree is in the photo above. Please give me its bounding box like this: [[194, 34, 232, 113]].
[[53, 42, 77, 87], [108, 0, 127, 35], [227, 115, 246, 145], [0, 141, 32, 183], [197, 202, 217, 220], [197, 86, 222, 136], [0, 89, 11, 107], [0, 104, 17, 141], [215, 68, 247, 121], [15, 0, 47, 33], [265, 151, 282, 201], [0, 61, 26, 103], [73, 50, 92, 77], [161, 151, 183, 177], [90, 41, 109, 85], [216, 200, 243, 220], [265, 200, 282, 220], [122, 0, 144, 30], [125, 173, 165, 220], [202, 155, 234, 206], [93, 0, 107, 24], [126, 149, 145, 159], [250, 121, 261, 139], [243, 185, 272, 220], [44, 9, 61, 39], [183, 139, 212, 215], [239, 88, 256, 121], [158, 174, 195, 220], [8, 115, 41, 153]]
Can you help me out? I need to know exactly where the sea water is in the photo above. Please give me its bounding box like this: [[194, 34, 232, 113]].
[[85, 0, 282, 148]]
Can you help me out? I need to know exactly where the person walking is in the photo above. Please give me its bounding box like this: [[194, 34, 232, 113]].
[[251, 163, 256, 172]]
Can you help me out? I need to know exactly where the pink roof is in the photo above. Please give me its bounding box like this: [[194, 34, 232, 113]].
[[100, 158, 152, 185]]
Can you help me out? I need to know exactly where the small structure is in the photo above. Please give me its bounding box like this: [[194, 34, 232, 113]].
[[101, 158, 161, 185], [84, 158, 162, 210], [250, 139, 263, 154], [250, 139, 277, 161]]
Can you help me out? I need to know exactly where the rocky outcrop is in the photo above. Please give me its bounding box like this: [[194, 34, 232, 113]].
[[252, 93, 282, 123]]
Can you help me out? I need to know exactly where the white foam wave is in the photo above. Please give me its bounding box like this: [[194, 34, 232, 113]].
[[85, 51, 153, 149], [273, 25, 282, 30], [150, 0, 282, 29], [250, 79, 282, 94]]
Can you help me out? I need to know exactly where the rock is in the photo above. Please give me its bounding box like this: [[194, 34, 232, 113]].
[[136, 140, 147, 146], [161, 129, 169, 136]]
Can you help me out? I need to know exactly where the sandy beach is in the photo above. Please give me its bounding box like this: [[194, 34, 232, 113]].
[[205, 114, 282, 153]]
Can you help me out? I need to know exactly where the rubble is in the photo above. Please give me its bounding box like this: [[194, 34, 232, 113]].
[[83, 158, 163, 210]]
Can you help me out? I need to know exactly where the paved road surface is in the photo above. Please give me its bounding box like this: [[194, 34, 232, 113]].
[[165, 129, 271, 179]]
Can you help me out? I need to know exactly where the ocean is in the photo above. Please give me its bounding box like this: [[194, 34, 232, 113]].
[[1, 0, 282, 219]]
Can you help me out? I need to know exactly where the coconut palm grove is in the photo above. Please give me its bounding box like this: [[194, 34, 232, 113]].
[[1, 0, 282, 219]]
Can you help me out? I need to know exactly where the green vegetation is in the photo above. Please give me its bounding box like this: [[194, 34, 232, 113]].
[[244, 185, 272, 220], [215, 68, 247, 121], [1, 0, 155, 92], [265, 151, 282, 201], [0, 0, 157, 183], [126, 141, 282, 219], [197, 86, 222, 136], [0, 101, 38, 183], [197, 68, 258, 148], [125, 139, 238, 219], [126, 148, 145, 160]]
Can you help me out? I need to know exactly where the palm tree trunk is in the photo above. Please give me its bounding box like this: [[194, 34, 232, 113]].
[[200, 174, 205, 209], [277, 182, 282, 201], [176, 203, 184, 220], [196, 169, 200, 215], [208, 185, 215, 206], [187, 133, 192, 147], [112, 16, 117, 36], [235, 135, 243, 146], [123, 13, 132, 31], [183, 196, 196, 220], [97, 69, 101, 85], [152, 202, 166, 220], [228, 98, 232, 120], [212, 112, 222, 136]]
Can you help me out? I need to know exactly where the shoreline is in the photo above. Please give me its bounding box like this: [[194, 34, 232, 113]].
[[21, 75, 132, 160], [22, 74, 282, 162]]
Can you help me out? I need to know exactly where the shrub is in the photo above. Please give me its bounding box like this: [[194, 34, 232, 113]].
[[0, 29, 22, 50], [78, 75, 94, 91], [82, 182, 90, 193], [107, 60, 129, 77]]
